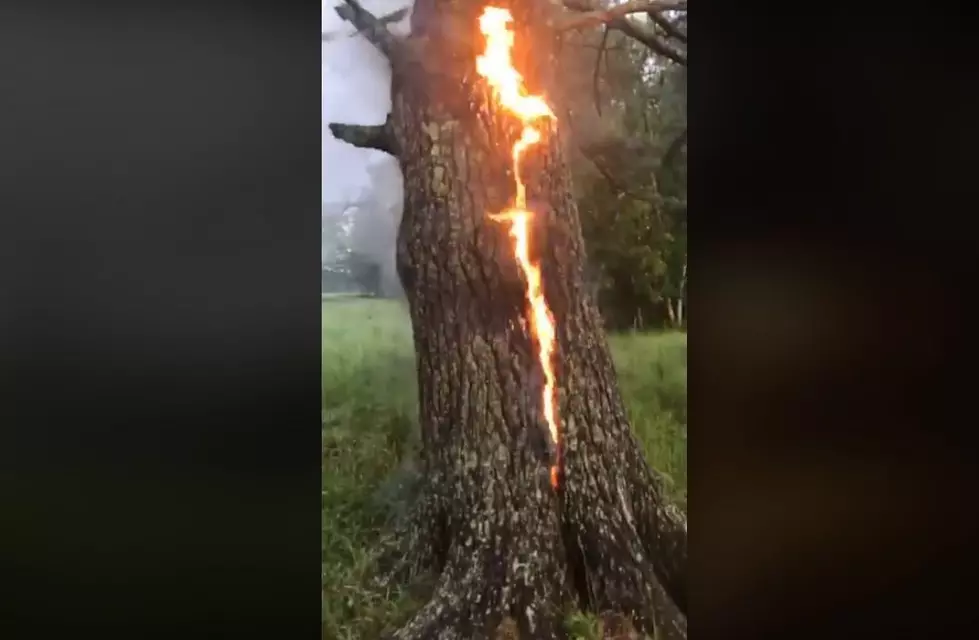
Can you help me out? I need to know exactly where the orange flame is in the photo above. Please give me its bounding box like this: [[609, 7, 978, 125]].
[[476, 6, 561, 489]]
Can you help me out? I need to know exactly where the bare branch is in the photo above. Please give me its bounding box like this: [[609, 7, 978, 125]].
[[323, 6, 409, 44], [328, 115, 397, 156], [593, 26, 610, 116], [577, 41, 629, 52], [648, 10, 687, 44], [556, 0, 687, 31], [332, 0, 408, 59], [613, 16, 687, 65], [558, 0, 687, 66]]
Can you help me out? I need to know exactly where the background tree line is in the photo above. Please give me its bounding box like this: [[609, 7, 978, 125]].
[[561, 11, 687, 331]]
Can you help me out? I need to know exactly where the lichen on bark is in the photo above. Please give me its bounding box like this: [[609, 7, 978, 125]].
[[331, 2, 687, 638]]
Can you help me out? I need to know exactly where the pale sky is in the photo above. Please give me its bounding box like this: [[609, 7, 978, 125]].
[[322, 0, 412, 292], [322, 0, 409, 213], [321, 0, 659, 213]]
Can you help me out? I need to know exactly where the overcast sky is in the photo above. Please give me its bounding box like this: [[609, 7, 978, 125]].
[[321, 0, 650, 214], [322, 0, 409, 215], [322, 1, 412, 292]]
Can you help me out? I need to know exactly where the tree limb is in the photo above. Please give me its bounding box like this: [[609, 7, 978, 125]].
[[332, 0, 407, 59], [556, 0, 687, 31], [323, 6, 409, 44], [648, 10, 687, 43], [593, 26, 610, 116], [328, 115, 397, 156], [559, 0, 687, 66], [609, 14, 687, 65]]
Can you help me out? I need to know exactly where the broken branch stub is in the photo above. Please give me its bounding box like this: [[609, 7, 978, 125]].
[[333, 0, 409, 60], [327, 114, 398, 156]]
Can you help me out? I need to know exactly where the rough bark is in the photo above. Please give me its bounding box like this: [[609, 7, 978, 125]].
[[336, 1, 687, 638], [329, 116, 397, 156]]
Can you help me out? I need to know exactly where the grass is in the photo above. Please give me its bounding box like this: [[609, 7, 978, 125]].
[[323, 298, 686, 639]]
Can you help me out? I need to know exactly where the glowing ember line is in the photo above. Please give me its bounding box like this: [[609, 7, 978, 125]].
[[476, 6, 561, 489]]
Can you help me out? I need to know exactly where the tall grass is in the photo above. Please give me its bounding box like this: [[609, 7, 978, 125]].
[[322, 299, 686, 639]]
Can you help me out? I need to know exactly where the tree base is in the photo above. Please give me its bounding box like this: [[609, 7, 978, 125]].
[[374, 464, 686, 640]]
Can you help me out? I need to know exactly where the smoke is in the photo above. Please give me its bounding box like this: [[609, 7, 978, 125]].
[[322, 0, 412, 297], [351, 158, 404, 297]]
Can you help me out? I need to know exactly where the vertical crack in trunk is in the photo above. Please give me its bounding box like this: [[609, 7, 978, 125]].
[[374, 3, 687, 638]]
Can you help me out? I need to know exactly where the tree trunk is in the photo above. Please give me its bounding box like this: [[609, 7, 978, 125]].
[[665, 300, 677, 329], [340, 2, 687, 638], [676, 261, 687, 329]]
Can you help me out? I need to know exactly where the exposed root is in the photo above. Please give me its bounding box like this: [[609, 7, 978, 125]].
[[561, 448, 687, 640], [372, 449, 688, 640], [373, 456, 687, 640], [631, 467, 687, 614], [372, 475, 450, 593], [564, 499, 684, 639], [388, 505, 567, 640]]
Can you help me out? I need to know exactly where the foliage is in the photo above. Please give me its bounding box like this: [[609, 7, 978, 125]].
[[322, 7, 689, 636], [322, 299, 686, 638], [330, 8, 688, 321], [342, 252, 383, 297], [322, 206, 352, 266], [322, 299, 419, 639], [323, 207, 387, 296], [559, 21, 687, 331]]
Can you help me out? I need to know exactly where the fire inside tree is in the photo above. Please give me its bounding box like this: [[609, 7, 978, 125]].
[[475, 6, 561, 490], [329, 2, 687, 638]]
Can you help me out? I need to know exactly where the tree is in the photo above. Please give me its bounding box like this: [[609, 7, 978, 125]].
[[322, 206, 358, 294], [322, 204, 351, 269], [343, 250, 384, 296], [555, 11, 687, 330], [329, 2, 687, 638]]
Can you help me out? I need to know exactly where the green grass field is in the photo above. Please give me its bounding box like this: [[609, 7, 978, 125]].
[[323, 298, 687, 639]]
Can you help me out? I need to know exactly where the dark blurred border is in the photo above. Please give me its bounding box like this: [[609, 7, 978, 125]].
[[0, 1, 322, 636], [1, 0, 977, 638], [690, 3, 977, 637]]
